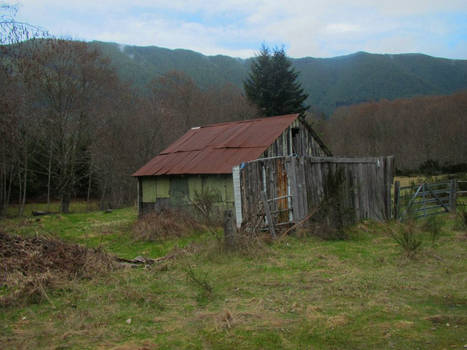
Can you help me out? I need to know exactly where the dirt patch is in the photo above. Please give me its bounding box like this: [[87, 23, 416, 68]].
[[425, 314, 467, 325], [0, 231, 115, 306]]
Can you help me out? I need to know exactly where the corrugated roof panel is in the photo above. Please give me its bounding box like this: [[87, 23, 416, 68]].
[[132, 114, 299, 176]]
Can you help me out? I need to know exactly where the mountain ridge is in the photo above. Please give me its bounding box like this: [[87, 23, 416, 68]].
[[90, 41, 467, 115]]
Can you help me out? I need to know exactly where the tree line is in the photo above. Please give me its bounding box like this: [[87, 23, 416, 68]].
[[317, 92, 467, 173], [0, 37, 257, 215]]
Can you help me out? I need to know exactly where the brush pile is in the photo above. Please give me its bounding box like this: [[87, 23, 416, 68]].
[[0, 231, 115, 306]]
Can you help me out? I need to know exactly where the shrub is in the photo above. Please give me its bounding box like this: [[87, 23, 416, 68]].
[[390, 221, 422, 257], [191, 187, 222, 226], [423, 215, 444, 246], [184, 264, 214, 305], [132, 210, 203, 241]]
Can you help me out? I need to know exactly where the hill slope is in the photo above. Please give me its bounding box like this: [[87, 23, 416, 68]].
[[91, 42, 467, 115]]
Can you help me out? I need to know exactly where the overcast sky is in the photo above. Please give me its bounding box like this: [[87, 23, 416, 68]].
[[14, 0, 467, 59]]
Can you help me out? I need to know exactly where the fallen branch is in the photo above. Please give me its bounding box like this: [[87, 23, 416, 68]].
[[114, 253, 178, 266], [277, 207, 319, 241]]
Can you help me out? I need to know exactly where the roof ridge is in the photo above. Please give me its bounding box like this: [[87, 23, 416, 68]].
[[201, 113, 299, 128]]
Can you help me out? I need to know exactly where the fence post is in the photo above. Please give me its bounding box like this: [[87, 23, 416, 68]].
[[393, 181, 400, 220], [223, 210, 235, 249], [449, 179, 457, 213]]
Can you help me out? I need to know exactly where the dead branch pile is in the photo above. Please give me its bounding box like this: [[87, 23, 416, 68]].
[[0, 231, 115, 306]]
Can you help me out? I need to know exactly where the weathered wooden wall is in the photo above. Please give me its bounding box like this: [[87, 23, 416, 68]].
[[261, 118, 331, 158], [239, 155, 394, 225]]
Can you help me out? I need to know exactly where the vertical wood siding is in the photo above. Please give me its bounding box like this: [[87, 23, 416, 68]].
[[261, 119, 330, 158], [239, 156, 394, 225]]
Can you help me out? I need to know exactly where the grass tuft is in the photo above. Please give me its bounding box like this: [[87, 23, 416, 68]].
[[390, 220, 422, 257]]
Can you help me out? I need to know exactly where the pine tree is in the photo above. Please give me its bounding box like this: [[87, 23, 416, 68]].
[[244, 46, 308, 116]]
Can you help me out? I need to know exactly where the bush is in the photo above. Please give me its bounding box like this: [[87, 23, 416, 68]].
[[184, 264, 214, 305], [423, 215, 444, 246], [191, 187, 222, 226], [132, 210, 203, 241], [390, 221, 422, 257]]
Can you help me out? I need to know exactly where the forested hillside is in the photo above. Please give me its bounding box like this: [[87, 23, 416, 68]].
[[92, 42, 467, 115], [319, 91, 467, 172]]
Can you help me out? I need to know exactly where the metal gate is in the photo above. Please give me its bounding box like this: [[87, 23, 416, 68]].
[[394, 180, 457, 220]]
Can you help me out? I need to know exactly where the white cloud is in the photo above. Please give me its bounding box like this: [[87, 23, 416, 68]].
[[14, 0, 467, 59], [325, 23, 362, 34]]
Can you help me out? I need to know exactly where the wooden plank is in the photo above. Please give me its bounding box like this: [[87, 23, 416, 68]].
[[261, 190, 276, 238], [296, 157, 307, 220], [386, 156, 395, 219], [305, 156, 380, 164], [287, 157, 300, 223], [267, 195, 292, 202], [223, 210, 235, 249]]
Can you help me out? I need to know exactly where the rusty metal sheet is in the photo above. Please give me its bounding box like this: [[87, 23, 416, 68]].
[[132, 114, 299, 176]]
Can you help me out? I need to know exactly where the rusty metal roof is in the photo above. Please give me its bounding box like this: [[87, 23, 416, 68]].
[[132, 114, 299, 176]]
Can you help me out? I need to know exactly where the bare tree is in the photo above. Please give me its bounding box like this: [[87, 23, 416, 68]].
[[26, 39, 117, 212]]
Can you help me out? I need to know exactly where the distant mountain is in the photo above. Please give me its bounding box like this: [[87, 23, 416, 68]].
[[91, 41, 467, 115]]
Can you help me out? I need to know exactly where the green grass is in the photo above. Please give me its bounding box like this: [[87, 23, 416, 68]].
[[0, 206, 210, 259], [1, 207, 466, 349], [5, 200, 100, 217]]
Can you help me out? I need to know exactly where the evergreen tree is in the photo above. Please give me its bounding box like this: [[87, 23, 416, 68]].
[[244, 46, 308, 116]]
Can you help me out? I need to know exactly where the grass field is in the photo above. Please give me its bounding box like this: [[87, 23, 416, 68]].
[[1, 207, 466, 349], [4, 201, 100, 218]]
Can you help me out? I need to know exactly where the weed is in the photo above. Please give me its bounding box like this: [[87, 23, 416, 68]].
[[184, 264, 214, 305], [191, 187, 221, 225], [390, 221, 422, 257], [454, 205, 467, 230], [191, 187, 224, 241], [423, 215, 444, 245]]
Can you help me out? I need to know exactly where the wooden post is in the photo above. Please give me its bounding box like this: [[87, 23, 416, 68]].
[[449, 179, 457, 213], [224, 210, 235, 249], [394, 180, 400, 220], [137, 177, 143, 217], [261, 191, 276, 238]]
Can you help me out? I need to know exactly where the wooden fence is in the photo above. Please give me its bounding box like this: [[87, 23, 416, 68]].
[[235, 155, 394, 230]]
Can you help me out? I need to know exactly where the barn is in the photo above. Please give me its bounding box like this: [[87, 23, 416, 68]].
[[132, 114, 331, 216]]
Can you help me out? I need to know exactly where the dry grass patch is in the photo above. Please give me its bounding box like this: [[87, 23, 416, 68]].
[[132, 210, 203, 241]]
